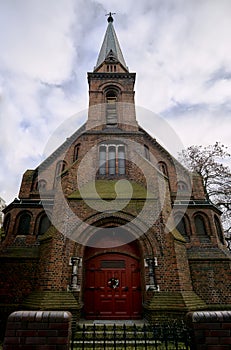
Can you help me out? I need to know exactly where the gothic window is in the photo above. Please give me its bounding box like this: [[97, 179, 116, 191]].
[[18, 213, 31, 235], [106, 91, 117, 126], [99, 144, 125, 176], [73, 143, 80, 162], [38, 214, 51, 236], [144, 145, 150, 161], [158, 162, 168, 176], [195, 214, 210, 243], [214, 215, 225, 244]]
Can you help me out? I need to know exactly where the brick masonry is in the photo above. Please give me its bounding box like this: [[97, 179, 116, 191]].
[[3, 311, 72, 350], [186, 311, 231, 350], [0, 18, 231, 325]]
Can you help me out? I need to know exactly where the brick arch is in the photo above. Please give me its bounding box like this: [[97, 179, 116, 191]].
[[14, 210, 33, 236], [98, 81, 124, 93], [34, 211, 52, 236], [193, 211, 211, 242]]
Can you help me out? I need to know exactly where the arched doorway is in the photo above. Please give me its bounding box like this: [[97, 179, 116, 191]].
[[83, 228, 142, 319]]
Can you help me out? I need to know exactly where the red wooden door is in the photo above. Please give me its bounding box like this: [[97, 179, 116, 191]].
[[84, 253, 142, 319]]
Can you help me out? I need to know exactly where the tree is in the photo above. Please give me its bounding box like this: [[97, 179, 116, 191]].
[[178, 142, 231, 236]]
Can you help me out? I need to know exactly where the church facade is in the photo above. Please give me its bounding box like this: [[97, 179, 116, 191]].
[[1, 15, 231, 323]]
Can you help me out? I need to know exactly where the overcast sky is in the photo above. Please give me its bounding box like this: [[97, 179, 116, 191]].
[[0, 0, 231, 204]]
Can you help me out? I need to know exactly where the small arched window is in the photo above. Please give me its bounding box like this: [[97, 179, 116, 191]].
[[54, 160, 67, 188], [158, 162, 168, 177], [18, 213, 31, 235], [177, 181, 188, 192], [73, 143, 80, 162], [144, 145, 150, 161], [38, 215, 51, 236], [214, 216, 224, 244], [37, 179, 47, 191], [195, 214, 210, 243], [55, 160, 66, 175], [106, 90, 117, 126]]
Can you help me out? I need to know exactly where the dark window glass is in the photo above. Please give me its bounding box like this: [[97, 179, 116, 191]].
[[108, 146, 116, 175], [18, 213, 31, 235], [106, 91, 117, 125], [73, 144, 80, 162], [158, 162, 168, 176], [144, 145, 150, 160], [38, 215, 51, 236], [99, 146, 107, 175], [195, 215, 210, 243], [118, 146, 125, 175], [176, 216, 190, 242]]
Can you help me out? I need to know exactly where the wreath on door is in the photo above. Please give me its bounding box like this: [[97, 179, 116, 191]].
[[108, 277, 119, 289]]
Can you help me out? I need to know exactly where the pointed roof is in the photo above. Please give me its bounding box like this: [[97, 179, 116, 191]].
[[95, 14, 128, 71]]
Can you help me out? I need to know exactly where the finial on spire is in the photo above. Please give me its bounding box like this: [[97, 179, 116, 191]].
[[106, 12, 116, 23]]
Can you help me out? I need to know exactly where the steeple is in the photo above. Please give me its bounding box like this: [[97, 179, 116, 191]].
[[94, 13, 128, 72], [87, 14, 137, 132]]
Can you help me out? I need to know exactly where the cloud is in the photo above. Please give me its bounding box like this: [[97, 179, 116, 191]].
[[0, 0, 231, 203]]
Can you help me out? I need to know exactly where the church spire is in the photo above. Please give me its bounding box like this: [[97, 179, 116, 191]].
[[94, 13, 128, 71]]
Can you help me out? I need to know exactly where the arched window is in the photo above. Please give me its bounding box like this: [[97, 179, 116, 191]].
[[54, 160, 67, 187], [177, 181, 188, 191], [99, 144, 126, 176], [214, 215, 224, 244], [73, 143, 80, 162], [158, 162, 168, 176], [108, 146, 116, 175], [106, 90, 117, 126], [144, 145, 150, 161], [37, 179, 47, 191], [195, 214, 210, 243], [99, 145, 107, 175], [18, 213, 31, 235], [55, 160, 66, 175], [175, 214, 190, 242], [118, 146, 125, 175], [38, 215, 51, 236]]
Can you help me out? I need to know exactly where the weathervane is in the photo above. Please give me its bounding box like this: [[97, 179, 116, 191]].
[[106, 12, 116, 22]]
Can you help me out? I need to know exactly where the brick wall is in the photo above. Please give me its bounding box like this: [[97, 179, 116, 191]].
[[3, 310, 72, 350], [186, 311, 231, 350]]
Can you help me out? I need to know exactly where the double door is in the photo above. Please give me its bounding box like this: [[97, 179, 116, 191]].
[[84, 253, 142, 319]]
